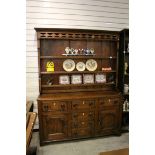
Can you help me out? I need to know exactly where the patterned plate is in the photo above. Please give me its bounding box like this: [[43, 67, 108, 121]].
[[76, 62, 86, 71], [86, 59, 97, 71], [63, 59, 75, 72]]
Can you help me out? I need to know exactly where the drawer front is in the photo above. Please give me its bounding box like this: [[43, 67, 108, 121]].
[[42, 101, 68, 112], [72, 111, 94, 121], [72, 100, 95, 110], [72, 128, 93, 138], [99, 97, 120, 108], [72, 121, 94, 129]]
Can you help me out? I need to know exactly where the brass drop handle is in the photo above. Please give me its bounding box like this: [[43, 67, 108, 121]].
[[61, 104, 65, 111]]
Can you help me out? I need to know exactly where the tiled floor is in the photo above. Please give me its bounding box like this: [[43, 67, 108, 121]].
[[30, 132, 129, 155]]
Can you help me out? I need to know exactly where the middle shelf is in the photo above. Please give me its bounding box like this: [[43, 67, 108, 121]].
[[40, 70, 116, 74]]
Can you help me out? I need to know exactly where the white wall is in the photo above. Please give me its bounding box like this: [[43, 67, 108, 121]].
[[26, 0, 129, 128]]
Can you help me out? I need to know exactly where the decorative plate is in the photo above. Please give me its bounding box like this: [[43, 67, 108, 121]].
[[59, 75, 70, 84], [71, 75, 82, 84], [83, 74, 94, 84], [76, 62, 86, 71], [86, 59, 97, 71], [63, 59, 75, 72], [95, 74, 106, 83]]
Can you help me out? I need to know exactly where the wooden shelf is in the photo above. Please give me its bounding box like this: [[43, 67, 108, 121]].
[[40, 56, 117, 59], [41, 70, 117, 74], [41, 83, 115, 88], [41, 70, 116, 74]]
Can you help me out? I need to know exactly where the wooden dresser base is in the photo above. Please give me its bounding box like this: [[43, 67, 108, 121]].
[[38, 91, 123, 145]]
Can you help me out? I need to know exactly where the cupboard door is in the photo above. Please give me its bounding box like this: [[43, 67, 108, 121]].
[[97, 106, 119, 135], [42, 114, 69, 141]]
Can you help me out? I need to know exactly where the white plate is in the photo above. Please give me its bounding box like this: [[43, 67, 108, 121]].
[[76, 62, 86, 71], [63, 59, 75, 72], [86, 59, 97, 71]]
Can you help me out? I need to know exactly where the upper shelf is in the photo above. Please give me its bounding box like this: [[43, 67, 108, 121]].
[[40, 56, 117, 59]]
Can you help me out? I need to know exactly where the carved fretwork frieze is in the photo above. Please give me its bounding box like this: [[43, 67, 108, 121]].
[[37, 31, 119, 41]]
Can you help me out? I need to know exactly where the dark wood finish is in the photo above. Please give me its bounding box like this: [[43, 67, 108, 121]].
[[99, 148, 129, 155], [37, 92, 122, 145], [35, 28, 123, 145], [118, 29, 129, 131]]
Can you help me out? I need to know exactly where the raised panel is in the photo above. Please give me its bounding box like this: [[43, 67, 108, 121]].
[[42, 114, 68, 141], [97, 106, 119, 134]]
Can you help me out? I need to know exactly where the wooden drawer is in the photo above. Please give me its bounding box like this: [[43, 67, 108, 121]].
[[72, 100, 95, 110], [72, 111, 94, 121], [72, 128, 93, 138], [41, 101, 68, 112], [98, 97, 120, 108], [72, 121, 94, 129]]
